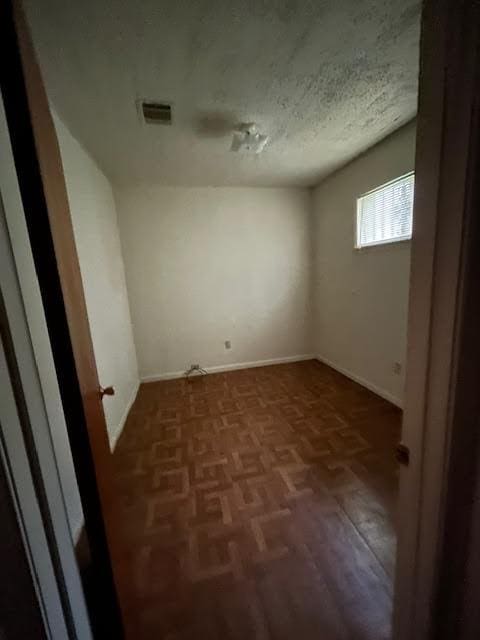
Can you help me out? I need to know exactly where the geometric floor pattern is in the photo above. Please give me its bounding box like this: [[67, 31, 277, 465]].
[[113, 360, 401, 639]]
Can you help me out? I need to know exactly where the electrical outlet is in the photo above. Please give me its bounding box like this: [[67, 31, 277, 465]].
[[393, 362, 402, 375], [225, 340, 231, 350]]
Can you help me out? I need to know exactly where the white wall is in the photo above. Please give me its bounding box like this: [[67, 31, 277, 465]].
[[116, 187, 312, 379], [54, 114, 139, 448], [312, 122, 416, 407]]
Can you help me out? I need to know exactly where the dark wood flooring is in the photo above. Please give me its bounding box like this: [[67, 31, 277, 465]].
[[113, 360, 401, 639]]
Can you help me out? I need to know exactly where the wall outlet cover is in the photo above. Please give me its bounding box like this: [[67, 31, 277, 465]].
[[225, 340, 231, 349]]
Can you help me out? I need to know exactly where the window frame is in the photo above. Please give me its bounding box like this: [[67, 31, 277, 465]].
[[355, 171, 415, 250]]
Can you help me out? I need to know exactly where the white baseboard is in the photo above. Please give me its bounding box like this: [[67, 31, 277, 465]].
[[109, 380, 140, 451], [315, 354, 403, 408], [141, 354, 314, 383]]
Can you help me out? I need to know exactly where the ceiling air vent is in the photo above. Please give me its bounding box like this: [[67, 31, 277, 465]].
[[141, 101, 172, 125]]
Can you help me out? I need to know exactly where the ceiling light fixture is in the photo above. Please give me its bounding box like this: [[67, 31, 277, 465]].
[[230, 123, 269, 154]]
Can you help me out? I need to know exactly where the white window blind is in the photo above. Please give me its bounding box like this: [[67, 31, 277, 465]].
[[356, 172, 414, 248]]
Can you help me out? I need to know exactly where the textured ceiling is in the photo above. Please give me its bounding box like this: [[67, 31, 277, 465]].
[[25, 0, 420, 187]]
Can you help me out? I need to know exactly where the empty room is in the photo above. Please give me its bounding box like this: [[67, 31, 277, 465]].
[[2, 0, 421, 638]]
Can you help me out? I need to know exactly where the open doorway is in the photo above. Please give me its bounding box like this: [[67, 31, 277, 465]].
[[1, 0, 425, 638]]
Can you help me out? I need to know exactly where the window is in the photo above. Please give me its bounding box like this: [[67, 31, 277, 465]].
[[356, 172, 414, 248]]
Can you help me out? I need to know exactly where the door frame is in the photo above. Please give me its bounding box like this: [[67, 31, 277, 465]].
[[0, 177, 91, 637], [394, 0, 480, 638], [0, 404, 48, 640]]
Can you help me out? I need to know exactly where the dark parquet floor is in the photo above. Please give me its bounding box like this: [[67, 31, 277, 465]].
[[113, 360, 401, 640]]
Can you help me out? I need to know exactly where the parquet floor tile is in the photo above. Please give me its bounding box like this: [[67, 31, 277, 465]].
[[113, 360, 401, 639]]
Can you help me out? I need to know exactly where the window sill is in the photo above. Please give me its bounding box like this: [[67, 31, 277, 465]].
[[354, 236, 412, 251]]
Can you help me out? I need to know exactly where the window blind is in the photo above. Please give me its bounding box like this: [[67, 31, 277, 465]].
[[356, 173, 414, 248]]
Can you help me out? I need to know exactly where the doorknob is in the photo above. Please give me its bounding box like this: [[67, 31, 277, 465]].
[[395, 442, 410, 466], [99, 385, 115, 399]]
